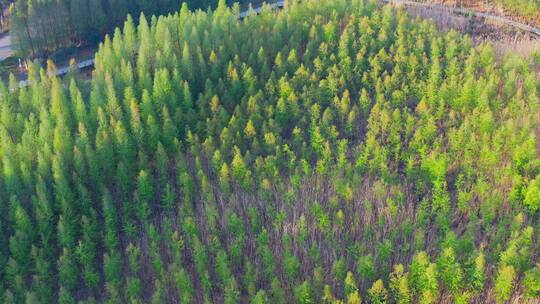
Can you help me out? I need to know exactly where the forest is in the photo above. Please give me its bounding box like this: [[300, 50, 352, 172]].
[[10, 0, 259, 58], [8, 0, 540, 59], [0, 0, 539, 303]]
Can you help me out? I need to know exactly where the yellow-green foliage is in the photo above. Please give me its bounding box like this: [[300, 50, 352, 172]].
[[0, 0, 538, 303]]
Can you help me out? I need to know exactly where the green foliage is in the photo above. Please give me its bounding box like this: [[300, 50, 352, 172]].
[[368, 279, 388, 304], [11, 0, 261, 57], [523, 265, 540, 299], [357, 254, 376, 282], [332, 257, 347, 282], [436, 247, 463, 293], [495, 0, 540, 17], [389, 265, 411, 304], [409, 252, 439, 303], [294, 280, 313, 304], [0, 1, 538, 303], [251, 289, 269, 304], [344, 271, 358, 298], [469, 252, 486, 294], [523, 176, 540, 213], [270, 277, 286, 304], [495, 265, 516, 304], [58, 287, 75, 304]]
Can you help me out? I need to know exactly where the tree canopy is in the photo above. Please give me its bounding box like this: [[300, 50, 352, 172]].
[[11, 0, 260, 57], [0, 0, 539, 303]]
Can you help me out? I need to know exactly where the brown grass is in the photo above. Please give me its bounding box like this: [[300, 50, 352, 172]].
[[430, 0, 540, 27], [491, 37, 540, 59], [397, 4, 540, 59]]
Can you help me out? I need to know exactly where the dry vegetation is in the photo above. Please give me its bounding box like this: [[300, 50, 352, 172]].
[[397, 3, 540, 58], [429, 0, 540, 26]]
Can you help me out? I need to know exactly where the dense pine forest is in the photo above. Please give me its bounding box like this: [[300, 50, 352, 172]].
[[0, 0, 539, 303], [10, 0, 260, 58]]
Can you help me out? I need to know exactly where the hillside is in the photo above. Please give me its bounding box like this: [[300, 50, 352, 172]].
[[0, 0, 539, 303]]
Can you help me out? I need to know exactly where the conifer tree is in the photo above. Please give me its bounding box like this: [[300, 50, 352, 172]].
[[294, 280, 313, 304], [252, 290, 269, 304], [495, 265, 515, 304], [368, 280, 388, 304], [389, 264, 411, 304], [0, 1, 539, 302], [135, 170, 153, 222], [523, 265, 540, 299]]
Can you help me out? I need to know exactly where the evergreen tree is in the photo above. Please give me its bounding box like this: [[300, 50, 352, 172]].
[[389, 264, 411, 304], [495, 265, 515, 304], [368, 280, 388, 304], [0, 1, 539, 302]]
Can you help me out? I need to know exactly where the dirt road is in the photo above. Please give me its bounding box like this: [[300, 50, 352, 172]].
[[0, 34, 12, 60]]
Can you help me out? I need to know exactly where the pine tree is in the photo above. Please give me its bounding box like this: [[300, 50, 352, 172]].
[[331, 257, 346, 283], [523, 265, 540, 299], [224, 277, 241, 304], [77, 213, 100, 290], [30, 247, 54, 302], [389, 264, 411, 304], [270, 278, 286, 304], [1, 1, 539, 302], [125, 243, 142, 301], [219, 163, 231, 195], [89, 0, 108, 38], [347, 291, 362, 304], [8, 199, 33, 282], [57, 248, 77, 291], [251, 290, 269, 304], [436, 247, 463, 294], [523, 176, 540, 213], [357, 254, 376, 282], [495, 265, 515, 304], [231, 147, 252, 190], [368, 280, 388, 304], [135, 170, 153, 222], [344, 271, 358, 298], [103, 251, 122, 300], [174, 267, 193, 303], [294, 280, 313, 304]]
